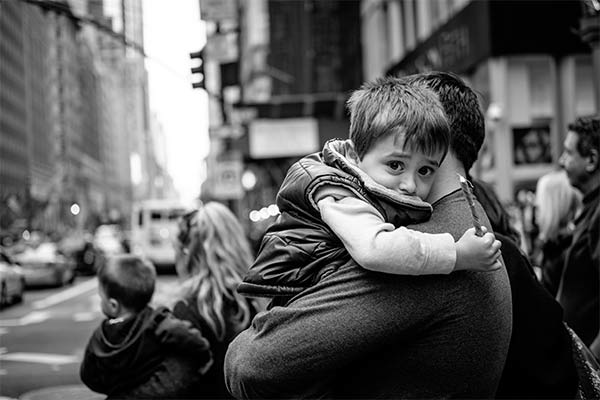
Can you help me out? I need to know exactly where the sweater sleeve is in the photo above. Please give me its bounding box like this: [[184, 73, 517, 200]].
[[317, 196, 456, 275]]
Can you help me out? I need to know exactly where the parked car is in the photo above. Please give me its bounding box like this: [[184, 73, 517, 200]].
[[13, 242, 76, 287], [0, 248, 25, 308], [60, 233, 102, 276]]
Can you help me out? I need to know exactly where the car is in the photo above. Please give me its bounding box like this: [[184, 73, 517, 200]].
[[13, 242, 76, 288], [59, 233, 102, 276], [93, 225, 125, 256], [0, 248, 25, 308]]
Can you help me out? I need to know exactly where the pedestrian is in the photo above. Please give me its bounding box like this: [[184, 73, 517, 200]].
[[557, 115, 600, 359], [533, 169, 581, 296], [226, 75, 512, 398], [80, 254, 212, 399], [172, 201, 261, 399], [239, 77, 502, 306]]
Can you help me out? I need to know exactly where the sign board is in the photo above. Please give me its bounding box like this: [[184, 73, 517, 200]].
[[205, 32, 238, 63], [212, 160, 244, 199], [230, 107, 258, 126], [209, 125, 244, 139], [249, 118, 319, 159], [199, 0, 237, 22]]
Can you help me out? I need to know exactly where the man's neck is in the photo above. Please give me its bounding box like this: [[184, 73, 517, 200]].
[[427, 154, 466, 204], [581, 171, 600, 198]]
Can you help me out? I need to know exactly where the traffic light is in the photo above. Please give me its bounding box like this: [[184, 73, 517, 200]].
[[190, 50, 205, 90]]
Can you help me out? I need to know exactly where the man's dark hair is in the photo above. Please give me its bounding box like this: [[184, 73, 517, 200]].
[[403, 72, 485, 172], [347, 76, 450, 160], [98, 254, 156, 312], [567, 116, 600, 157], [405, 71, 521, 244]]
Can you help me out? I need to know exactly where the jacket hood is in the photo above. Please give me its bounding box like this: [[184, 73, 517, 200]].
[[319, 139, 432, 219]]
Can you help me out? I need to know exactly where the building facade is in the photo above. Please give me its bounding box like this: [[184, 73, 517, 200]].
[[362, 0, 598, 202]]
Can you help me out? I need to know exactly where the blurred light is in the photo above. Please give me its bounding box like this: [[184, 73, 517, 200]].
[[259, 207, 270, 219], [486, 103, 503, 122], [267, 204, 279, 216], [159, 228, 169, 239], [130, 153, 142, 185], [249, 210, 260, 222], [22, 230, 30, 240], [241, 170, 257, 191], [70, 203, 81, 216]]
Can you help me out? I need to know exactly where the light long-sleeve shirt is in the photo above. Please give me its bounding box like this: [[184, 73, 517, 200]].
[[317, 196, 456, 275]]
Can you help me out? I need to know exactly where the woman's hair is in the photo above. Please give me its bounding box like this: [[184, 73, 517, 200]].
[[535, 170, 581, 242], [175, 202, 254, 341]]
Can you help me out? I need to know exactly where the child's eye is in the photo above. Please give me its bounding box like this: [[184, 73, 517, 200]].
[[388, 161, 403, 171], [418, 166, 436, 176]]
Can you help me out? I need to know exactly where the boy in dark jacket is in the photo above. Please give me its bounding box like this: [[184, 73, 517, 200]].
[[80, 254, 212, 399], [238, 77, 502, 302]]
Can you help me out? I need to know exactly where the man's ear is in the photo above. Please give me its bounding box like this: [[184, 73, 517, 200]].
[[586, 148, 599, 173]]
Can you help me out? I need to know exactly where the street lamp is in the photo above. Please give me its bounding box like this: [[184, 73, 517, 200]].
[[70, 203, 80, 216]]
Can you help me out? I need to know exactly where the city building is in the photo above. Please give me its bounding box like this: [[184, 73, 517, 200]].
[[362, 0, 598, 202]]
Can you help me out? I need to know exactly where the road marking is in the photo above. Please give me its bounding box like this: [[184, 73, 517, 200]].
[[73, 312, 99, 322], [0, 311, 51, 327], [32, 278, 97, 310], [0, 352, 80, 365]]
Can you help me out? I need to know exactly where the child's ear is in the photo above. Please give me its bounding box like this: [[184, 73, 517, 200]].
[[108, 298, 120, 316]]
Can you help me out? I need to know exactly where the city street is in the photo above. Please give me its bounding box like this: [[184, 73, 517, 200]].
[[0, 274, 180, 399]]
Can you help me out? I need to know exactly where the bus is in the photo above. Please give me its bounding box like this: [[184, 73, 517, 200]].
[[130, 199, 189, 270]]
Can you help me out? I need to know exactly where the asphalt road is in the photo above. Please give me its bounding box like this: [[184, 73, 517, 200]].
[[0, 274, 180, 399]]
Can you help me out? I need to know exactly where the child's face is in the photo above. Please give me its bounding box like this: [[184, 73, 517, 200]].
[[355, 132, 443, 200]]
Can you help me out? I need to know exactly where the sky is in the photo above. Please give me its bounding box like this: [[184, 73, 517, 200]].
[[142, 0, 209, 204]]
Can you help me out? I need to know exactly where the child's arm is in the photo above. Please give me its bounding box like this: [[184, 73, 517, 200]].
[[318, 196, 501, 275], [155, 312, 213, 368]]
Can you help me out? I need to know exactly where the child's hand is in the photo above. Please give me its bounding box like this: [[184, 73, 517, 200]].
[[455, 226, 502, 272]]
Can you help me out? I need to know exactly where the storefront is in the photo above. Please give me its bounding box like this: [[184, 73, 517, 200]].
[[387, 0, 596, 203]]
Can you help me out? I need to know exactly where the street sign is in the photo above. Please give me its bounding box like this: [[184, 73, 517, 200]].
[[230, 107, 258, 126], [199, 0, 237, 22], [212, 160, 244, 199], [209, 125, 244, 139], [205, 32, 238, 63]]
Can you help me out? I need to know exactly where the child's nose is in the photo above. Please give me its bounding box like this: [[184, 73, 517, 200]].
[[398, 177, 416, 195]]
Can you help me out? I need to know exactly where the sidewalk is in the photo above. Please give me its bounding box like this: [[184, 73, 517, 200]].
[[18, 385, 103, 400]]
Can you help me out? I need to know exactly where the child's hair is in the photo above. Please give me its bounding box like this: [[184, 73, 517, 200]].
[[98, 254, 156, 313], [535, 169, 581, 242], [347, 76, 450, 160], [175, 202, 255, 342]]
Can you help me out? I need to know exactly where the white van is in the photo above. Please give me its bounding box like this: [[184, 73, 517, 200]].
[[130, 199, 188, 269]]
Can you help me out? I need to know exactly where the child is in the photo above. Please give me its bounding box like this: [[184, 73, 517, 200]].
[[80, 254, 213, 399], [238, 77, 502, 301]]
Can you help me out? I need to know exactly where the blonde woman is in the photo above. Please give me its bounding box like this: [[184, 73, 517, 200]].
[[534, 170, 581, 296], [172, 202, 261, 399]]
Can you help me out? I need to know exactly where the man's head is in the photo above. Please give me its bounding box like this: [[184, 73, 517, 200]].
[[97, 254, 156, 318], [347, 76, 450, 199], [403, 72, 485, 172], [559, 116, 599, 194]]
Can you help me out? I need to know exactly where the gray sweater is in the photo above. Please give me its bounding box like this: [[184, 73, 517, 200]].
[[225, 189, 512, 399]]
